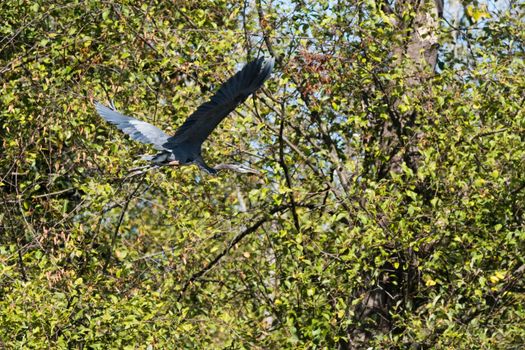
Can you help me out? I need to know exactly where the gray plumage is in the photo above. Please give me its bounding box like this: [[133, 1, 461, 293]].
[[94, 103, 169, 151], [96, 57, 274, 174]]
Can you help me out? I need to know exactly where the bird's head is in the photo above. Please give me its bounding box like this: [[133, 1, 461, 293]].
[[213, 163, 260, 175]]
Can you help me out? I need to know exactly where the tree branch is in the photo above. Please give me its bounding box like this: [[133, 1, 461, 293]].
[[278, 100, 301, 232], [178, 203, 314, 300], [103, 173, 147, 272], [255, 0, 276, 59]]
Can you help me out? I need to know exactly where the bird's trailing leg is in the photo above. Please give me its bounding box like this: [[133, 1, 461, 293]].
[[129, 164, 152, 172], [127, 159, 178, 178], [126, 164, 159, 179]]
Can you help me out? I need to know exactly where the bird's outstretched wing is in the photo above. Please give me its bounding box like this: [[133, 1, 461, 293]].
[[165, 57, 274, 148], [95, 102, 170, 151]]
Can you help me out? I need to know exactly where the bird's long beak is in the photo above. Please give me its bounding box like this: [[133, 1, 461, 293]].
[[242, 166, 260, 175], [232, 164, 260, 175], [213, 163, 260, 175]]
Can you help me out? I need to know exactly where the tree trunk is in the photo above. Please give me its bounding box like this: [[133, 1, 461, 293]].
[[345, 0, 442, 348]]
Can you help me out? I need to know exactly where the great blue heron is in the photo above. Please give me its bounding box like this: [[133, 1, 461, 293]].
[[95, 57, 274, 174]]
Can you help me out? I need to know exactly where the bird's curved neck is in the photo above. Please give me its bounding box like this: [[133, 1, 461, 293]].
[[195, 156, 218, 174]]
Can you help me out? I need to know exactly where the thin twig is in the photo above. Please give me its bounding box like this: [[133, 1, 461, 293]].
[[278, 97, 300, 232], [31, 188, 74, 199], [103, 173, 147, 271], [255, 0, 276, 59]]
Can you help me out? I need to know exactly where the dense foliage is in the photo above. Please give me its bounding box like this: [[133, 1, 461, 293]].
[[1, 0, 524, 348]]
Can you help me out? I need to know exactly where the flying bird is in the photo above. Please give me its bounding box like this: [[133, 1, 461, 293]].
[[95, 57, 274, 174]]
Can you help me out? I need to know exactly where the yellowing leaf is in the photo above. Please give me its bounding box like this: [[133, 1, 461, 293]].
[[466, 5, 491, 23], [425, 279, 437, 287], [490, 271, 506, 283]]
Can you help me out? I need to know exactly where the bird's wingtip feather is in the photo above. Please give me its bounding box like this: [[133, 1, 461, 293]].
[[262, 57, 275, 75], [94, 101, 117, 114], [94, 101, 109, 113], [265, 56, 275, 67]]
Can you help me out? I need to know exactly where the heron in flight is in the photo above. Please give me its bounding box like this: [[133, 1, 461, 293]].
[[95, 57, 274, 174]]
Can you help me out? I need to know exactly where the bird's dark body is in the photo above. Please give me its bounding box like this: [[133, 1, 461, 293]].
[[95, 57, 274, 174], [146, 143, 205, 171]]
